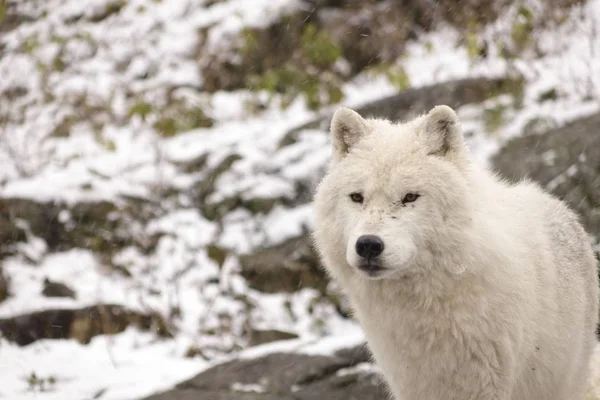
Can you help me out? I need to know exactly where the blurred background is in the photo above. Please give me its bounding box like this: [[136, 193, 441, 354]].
[[0, 0, 599, 399]]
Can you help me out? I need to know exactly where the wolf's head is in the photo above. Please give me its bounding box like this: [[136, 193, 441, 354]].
[[313, 105, 473, 280]]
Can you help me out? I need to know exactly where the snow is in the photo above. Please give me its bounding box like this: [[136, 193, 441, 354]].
[[2, 0, 600, 399], [0, 329, 204, 400]]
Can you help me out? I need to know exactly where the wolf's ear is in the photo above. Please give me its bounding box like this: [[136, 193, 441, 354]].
[[330, 108, 370, 161], [420, 105, 466, 160]]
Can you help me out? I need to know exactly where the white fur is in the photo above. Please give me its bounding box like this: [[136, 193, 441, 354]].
[[312, 105, 600, 400]]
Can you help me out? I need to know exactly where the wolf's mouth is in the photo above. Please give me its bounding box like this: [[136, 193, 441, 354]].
[[358, 261, 388, 276]]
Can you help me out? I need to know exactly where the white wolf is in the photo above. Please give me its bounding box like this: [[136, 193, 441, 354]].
[[312, 105, 599, 400]]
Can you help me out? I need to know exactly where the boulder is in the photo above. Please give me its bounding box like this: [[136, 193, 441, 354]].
[[239, 235, 327, 293], [0, 304, 171, 346], [0, 267, 8, 303], [41, 277, 76, 299], [142, 343, 387, 400], [492, 112, 600, 241], [0, 197, 124, 256]]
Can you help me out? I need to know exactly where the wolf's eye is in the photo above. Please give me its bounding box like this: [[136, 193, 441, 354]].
[[349, 192, 364, 203], [402, 193, 420, 204]]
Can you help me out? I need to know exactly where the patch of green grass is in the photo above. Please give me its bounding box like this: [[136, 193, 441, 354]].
[[22, 36, 40, 54], [51, 116, 75, 138], [26, 372, 57, 392], [89, 0, 126, 22], [93, 131, 116, 151], [152, 107, 213, 137], [537, 88, 558, 103], [50, 35, 69, 46], [153, 117, 178, 137], [511, 5, 534, 52], [483, 104, 508, 133], [52, 52, 66, 72], [367, 63, 411, 91], [300, 24, 342, 68], [239, 27, 260, 57], [128, 102, 153, 122], [424, 41, 434, 54], [248, 65, 344, 111], [239, 20, 345, 111], [386, 65, 411, 91], [207, 245, 228, 268], [0, 1, 7, 24]]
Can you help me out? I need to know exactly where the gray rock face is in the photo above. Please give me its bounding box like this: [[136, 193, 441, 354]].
[[0, 304, 170, 346], [0, 197, 124, 256], [280, 77, 524, 147], [142, 344, 388, 400], [239, 235, 327, 294], [247, 329, 299, 347], [41, 277, 76, 299], [0, 267, 8, 303], [492, 112, 600, 242]]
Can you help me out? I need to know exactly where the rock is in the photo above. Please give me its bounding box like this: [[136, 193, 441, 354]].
[[280, 76, 524, 147], [239, 235, 328, 293], [142, 343, 386, 400], [41, 277, 76, 299], [0, 304, 171, 346], [0, 2, 36, 34], [0, 197, 125, 256], [492, 112, 600, 241], [0, 195, 160, 259], [0, 267, 8, 303], [191, 153, 242, 220], [247, 329, 299, 347]]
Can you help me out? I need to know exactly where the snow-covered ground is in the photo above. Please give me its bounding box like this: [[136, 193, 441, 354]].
[[1, 0, 600, 399]]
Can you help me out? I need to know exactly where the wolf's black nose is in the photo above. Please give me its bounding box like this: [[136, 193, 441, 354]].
[[356, 235, 384, 259]]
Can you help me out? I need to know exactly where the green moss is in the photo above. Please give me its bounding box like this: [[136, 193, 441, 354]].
[[106, 1, 125, 14], [52, 53, 66, 72], [207, 245, 228, 268], [238, 19, 345, 110], [178, 108, 214, 130], [466, 30, 480, 60], [367, 64, 411, 91], [511, 5, 534, 52], [490, 77, 525, 109], [36, 61, 47, 73], [248, 65, 344, 111], [250, 66, 302, 94], [239, 27, 260, 57], [326, 83, 344, 105], [26, 372, 57, 392], [51, 116, 75, 138], [128, 102, 153, 121], [483, 104, 508, 133], [93, 132, 117, 151], [0, 1, 6, 25], [245, 198, 277, 214], [386, 65, 411, 91], [424, 41, 434, 54], [153, 117, 178, 137], [537, 88, 558, 103], [152, 105, 214, 137], [89, 0, 126, 22], [300, 24, 342, 68], [23, 36, 40, 54], [50, 35, 69, 46]]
